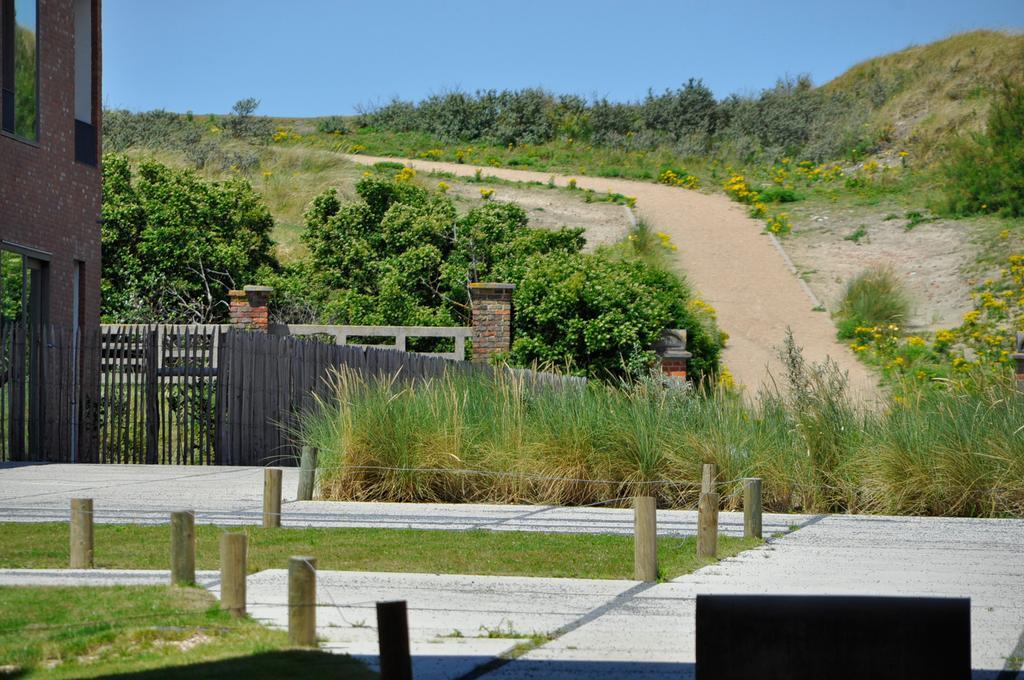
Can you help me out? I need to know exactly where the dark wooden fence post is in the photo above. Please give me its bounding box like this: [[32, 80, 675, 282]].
[[377, 600, 413, 680], [145, 328, 158, 463]]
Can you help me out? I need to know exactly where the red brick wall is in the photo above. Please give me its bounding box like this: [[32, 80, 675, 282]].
[[0, 0, 102, 460], [0, 0, 102, 330], [469, 282, 514, 363], [661, 357, 688, 379], [228, 287, 271, 331]]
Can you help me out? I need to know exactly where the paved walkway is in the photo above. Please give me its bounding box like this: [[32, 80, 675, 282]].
[[2, 463, 1022, 677], [0, 463, 811, 537], [5, 514, 1021, 678]]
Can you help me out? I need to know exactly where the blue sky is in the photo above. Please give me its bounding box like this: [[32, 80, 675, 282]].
[[103, 0, 1024, 117]]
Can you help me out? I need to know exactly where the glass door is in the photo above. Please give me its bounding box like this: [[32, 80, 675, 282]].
[[0, 247, 47, 459]]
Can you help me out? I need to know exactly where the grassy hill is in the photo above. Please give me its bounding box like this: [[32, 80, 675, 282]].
[[104, 31, 1024, 251], [824, 30, 1024, 160]]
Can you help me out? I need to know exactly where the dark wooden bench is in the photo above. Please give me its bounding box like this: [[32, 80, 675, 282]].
[[696, 594, 970, 679]]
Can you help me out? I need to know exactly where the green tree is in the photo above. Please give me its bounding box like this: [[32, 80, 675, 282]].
[[100, 155, 277, 322], [511, 254, 721, 380], [300, 175, 582, 327]]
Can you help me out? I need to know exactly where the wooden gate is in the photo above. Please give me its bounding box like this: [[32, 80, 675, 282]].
[[98, 325, 221, 464]]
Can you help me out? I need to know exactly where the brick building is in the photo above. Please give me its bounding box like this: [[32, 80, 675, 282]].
[[1, 0, 101, 460]]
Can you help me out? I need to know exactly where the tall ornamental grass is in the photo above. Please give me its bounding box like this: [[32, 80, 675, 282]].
[[303, 357, 1024, 518]]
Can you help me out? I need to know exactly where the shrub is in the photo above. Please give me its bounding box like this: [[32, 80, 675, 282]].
[[357, 98, 420, 131], [774, 331, 863, 511], [758, 186, 800, 203], [639, 79, 718, 144], [942, 79, 1024, 216], [354, 75, 878, 161], [100, 155, 277, 323], [224, 98, 273, 143], [620, 217, 673, 264], [316, 116, 350, 135], [765, 212, 792, 236], [103, 109, 201, 152], [836, 265, 911, 338], [493, 88, 556, 145], [510, 253, 721, 380], [718, 76, 870, 160], [417, 90, 499, 141]]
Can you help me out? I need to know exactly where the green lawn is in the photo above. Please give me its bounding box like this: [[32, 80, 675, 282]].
[[0, 523, 760, 581], [0, 585, 374, 679]]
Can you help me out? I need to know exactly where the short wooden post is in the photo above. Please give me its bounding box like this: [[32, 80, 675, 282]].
[[263, 468, 282, 528], [170, 510, 196, 586], [377, 600, 413, 680], [69, 498, 94, 569], [701, 463, 718, 495], [220, 533, 247, 617], [288, 556, 317, 647], [297, 446, 318, 501], [698, 492, 720, 559], [744, 478, 763, 539], [633, 496, 658, 582]]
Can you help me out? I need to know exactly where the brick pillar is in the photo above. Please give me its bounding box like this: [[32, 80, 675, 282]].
[[653, 329, 692, 380], [228, 285, 273, 331], [469, 283, 515, 363]]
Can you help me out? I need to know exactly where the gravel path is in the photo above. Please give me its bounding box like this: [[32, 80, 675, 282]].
[[346, 155, 880, 401]]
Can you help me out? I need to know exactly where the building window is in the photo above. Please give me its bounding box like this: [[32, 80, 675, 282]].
[[1, 0, 38, 141], [74, 0, 96, 164]]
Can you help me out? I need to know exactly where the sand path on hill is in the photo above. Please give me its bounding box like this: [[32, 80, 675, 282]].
[[346, 154, 880, 402]]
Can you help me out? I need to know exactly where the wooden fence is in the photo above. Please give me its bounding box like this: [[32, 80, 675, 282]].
[[3, 324, 582, 466], [4, 323, 585, 466], [0, 323, 94, 463], [215, 329, 495, 465]]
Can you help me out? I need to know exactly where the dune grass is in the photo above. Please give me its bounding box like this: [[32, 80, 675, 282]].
[[0, 586, 372, 679], [304, 341, 1024, 518], [0, 524, 759, 582], [836, 264, 912, 338]]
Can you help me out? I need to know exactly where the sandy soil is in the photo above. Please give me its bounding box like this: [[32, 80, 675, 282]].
[[444, 181, 631, 252], [783, 203, 976, 332], [347, 154, 881, 402]]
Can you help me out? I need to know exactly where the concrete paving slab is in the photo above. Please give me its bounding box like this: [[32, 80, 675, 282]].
[[3, 464, 1021, 677], [0, 463, 301, 521], [488, 514, 1024, 679], [218, 569, 636, 680], [0, 568, 220, 587], [0, 463, 813, 536]]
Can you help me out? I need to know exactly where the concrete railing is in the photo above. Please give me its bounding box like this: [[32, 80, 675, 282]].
[[269, 324, 471, 361]]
